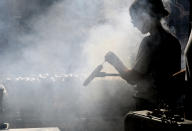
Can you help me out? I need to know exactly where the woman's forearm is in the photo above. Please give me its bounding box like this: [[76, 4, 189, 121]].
[[112, 58, 129, 75]]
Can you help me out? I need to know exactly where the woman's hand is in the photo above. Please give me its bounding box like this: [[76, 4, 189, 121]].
[[105, 51, 128, 74], [105, 51, 120, 66], [105, 51, 134, 82]]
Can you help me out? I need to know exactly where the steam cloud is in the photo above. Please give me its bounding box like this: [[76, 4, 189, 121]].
[[0, 0, 145, 74], [0, 0, 147, 130]]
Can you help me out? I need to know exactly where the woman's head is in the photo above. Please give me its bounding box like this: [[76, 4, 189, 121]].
[[129, 0, 169, 33]]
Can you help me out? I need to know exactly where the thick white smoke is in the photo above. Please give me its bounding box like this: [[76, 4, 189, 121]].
[[1, 0, 144, 75], [1, 0, 147, 130]]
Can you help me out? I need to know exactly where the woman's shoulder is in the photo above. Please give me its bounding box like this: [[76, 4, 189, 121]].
[[140, 29, 180, 50], [162, 29, 180, 44], [141, 35, 160, 46], [140, 36, 157, 51], [141, 35, 154, 45]]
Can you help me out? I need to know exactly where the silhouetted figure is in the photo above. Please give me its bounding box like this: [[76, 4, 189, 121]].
[[185, 29, 192, 85], [184, 28, 192, 120], [105, 0, 181, 110]]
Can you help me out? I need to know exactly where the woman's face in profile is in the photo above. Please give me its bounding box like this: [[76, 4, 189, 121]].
[[130, 12, 154, 34]]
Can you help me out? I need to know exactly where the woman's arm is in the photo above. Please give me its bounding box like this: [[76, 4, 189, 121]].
[[105, 51, 128, 74], [105, 51, 141, 84]]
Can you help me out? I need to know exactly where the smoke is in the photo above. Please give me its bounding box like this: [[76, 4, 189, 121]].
[[0, 0, 144, 75], [0, 0, 146, 130]]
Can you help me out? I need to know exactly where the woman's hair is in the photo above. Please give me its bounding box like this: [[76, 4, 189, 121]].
[[129, 0, 169, 20]]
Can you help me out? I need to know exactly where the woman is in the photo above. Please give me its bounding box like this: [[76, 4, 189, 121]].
[[105, 0, 181, 110]]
